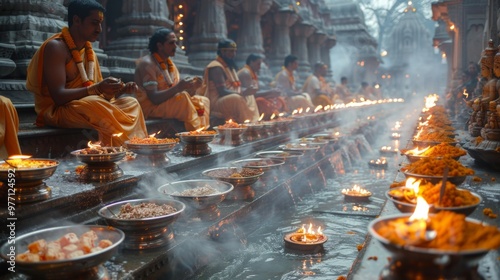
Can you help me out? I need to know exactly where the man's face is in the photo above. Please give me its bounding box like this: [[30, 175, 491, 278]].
[[221, 48, 237, 60], [77, 10, 104, 42], [159, 33, 178, 57], [251, 58, 262, 72], [290, 60, 299, 70], [319, 65, 328, 77]]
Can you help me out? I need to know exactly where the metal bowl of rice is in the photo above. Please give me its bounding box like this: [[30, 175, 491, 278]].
[[158, 179, 234, 210]]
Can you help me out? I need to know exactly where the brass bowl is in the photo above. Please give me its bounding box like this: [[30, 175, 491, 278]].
[[158, 179, 234, 210], [255, 150, 303, 164], [0, 159, 59, 181], [402, 170, 467, 186], [369, 213, 494, 266], [386, 187, 481, 216], [71, 148, 126, 164], [404, 154, 461, 163], [124, 140, 178, 155], [98, 198, 185, 249], [202, 167, 263, 187], [0, 225, 124, 278], [175, 131, 218, 144], [214, 126, 248, 136], [230, 158, 285, 172]]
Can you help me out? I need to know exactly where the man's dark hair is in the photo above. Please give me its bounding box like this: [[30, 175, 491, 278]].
[[217, 38, 237, 56], [148, 28, 175, 53], [246, 53, 263, 65], [284, 55, 298, 67], [67, 0, 105, 27], [314, 62, 325, 72], [341, 76, 348, 84]]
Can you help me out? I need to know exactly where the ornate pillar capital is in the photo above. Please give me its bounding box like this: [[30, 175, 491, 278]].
[[241, 0, 272, 15], [291, 22, 315, 38], [273, 11, 299, 27]]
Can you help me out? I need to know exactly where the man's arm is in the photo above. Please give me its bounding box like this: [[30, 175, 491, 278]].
[[134, 60, 192, 105], [209, 67, 237, 97]]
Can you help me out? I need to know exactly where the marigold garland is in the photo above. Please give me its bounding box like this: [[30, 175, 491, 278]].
[[152, 52, 175, 85], [216, 56, 241, 89], [61, 27, 95, 87]]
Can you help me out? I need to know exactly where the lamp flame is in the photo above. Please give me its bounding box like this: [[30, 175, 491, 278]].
[[258, 113, 264, 121], [409, 196, 430, 221]]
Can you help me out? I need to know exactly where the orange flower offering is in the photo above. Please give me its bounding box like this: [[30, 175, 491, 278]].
[[185, 130, 217, 135], [401, 157, 474, 177], [219, 119, 243, 129], [388, 179, 479, 207], [128, 136, 178, 145], [1, 157, 57, 170], [376, 211, 500, 250]]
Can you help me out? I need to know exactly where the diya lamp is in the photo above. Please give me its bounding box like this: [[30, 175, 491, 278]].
[[1, 155, 59, 203], [216, 119, 247, 146], [391, 132, 401, 140], [342, 184, 372, 200], [71, 141, 126, 182], [124, 131, 178, 167], [379, 145, 399, 155], [368, 157, 388, 169], [242, 119, 262, 141], [284, 223, 328, 251], [176, 126, 217, 156]]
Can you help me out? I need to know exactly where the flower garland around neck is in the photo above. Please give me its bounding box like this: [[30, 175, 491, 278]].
[[245, 65, 258, 82], [153, 52, 175, 85], [216, 56, 241, 88], [283, 66, 295, 86], [61, 27, 95, 87]]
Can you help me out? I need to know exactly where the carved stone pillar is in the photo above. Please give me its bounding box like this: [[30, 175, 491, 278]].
[[268, 11, 298, 76], [0, 0, 66, 101], [104, 0, 172, 58], [235, 0, 272, 66], [291, 22, 315, 82], [321, 37, 336, 80], [188, 0, 227, 68], [102, 0, 178, 79], [307, 31, 327, 66]]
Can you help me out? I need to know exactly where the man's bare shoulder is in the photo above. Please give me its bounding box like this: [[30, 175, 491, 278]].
[[44, 39, 68, 55]]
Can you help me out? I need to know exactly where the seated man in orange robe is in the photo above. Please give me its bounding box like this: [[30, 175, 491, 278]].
[[134, 28, 210, 131], [237, 54, 286, 119], [26, 0, 147, 146], [273, 55, 314, 112], [0, 96, 22, 158], [201, 39, 259, 123], [302, 62, 334, 107]]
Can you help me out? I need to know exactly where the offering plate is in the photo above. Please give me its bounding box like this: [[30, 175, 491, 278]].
[[386, 187, 481, 216], [405, 153, 461, 163], [255, 150, 304, 164], [202, 167, 263, 188], [0, 225, 124, 280], [176, 131, 217, 156], [402, 170, 467, 186], [124, 140, 177, 166], [369, 213, 494, 280], [242, 123, 264, 141], [283, 232, 327, 252], [71, 147, 126, 182], [214, 126, 247, 146], [158, 179, 233, 211], [98, 198, 185, 250], [230, 158, 285, 173], [0, 159, 59, 203]]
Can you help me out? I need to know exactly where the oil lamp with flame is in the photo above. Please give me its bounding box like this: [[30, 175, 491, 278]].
[[342, 184, 372, 199], [379, 145, 399, 155], [368, 157, 388, 169], [1, 154, 59, 203], [284, 223, 328, 251]]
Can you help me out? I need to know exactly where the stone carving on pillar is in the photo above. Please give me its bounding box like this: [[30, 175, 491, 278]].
[[235, 0, 272, 67], [291, 22, 315, 82], [321, 36, 337, 80], [307, 31, 327, 67], [268, 10, 298, 76], [0, 0, 66, 100], [189, 0, 228, 68], [102, 0, 175, 79]]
